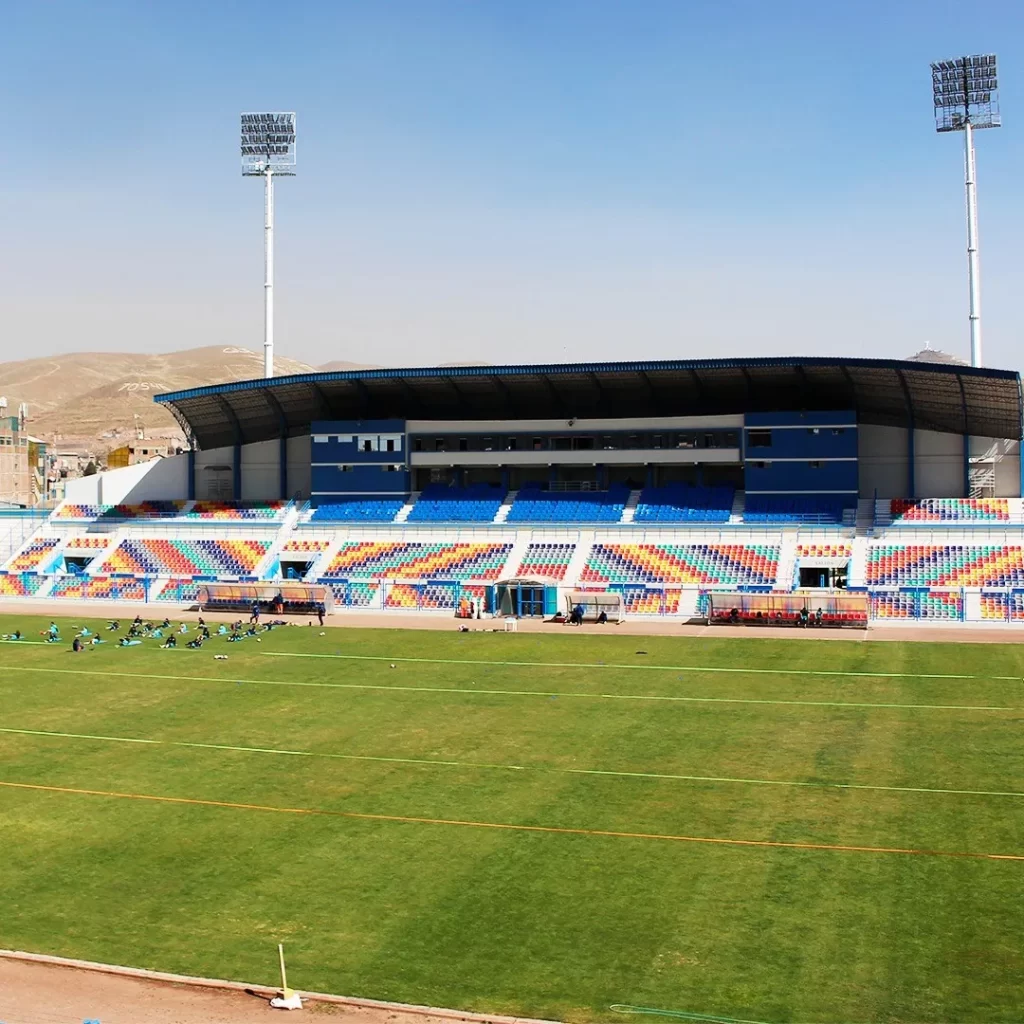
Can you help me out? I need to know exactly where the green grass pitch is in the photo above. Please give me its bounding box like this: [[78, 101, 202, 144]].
[[1, 614, 1023, 1022]]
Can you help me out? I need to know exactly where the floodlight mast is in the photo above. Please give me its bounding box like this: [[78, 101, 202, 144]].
[[930, 56, 999, 368], [241, 113, 296, 378]]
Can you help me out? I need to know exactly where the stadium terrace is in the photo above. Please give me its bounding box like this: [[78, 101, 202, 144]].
[[1, 354, 1023, 626]]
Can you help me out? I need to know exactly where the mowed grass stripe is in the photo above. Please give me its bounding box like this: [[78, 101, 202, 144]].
[[3, 779, 1023, 861], [0, 665, 1015, 713], [3, 725, 1023, 799], [263, 649, 995, 680]]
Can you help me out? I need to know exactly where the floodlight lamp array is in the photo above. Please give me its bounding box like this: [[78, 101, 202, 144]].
[[241, 112, 297, 175], [930, 55, 1000, 132]]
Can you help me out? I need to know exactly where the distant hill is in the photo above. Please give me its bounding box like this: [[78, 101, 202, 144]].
[[317, 360, 381, 372], [1, 347, 315, 452]]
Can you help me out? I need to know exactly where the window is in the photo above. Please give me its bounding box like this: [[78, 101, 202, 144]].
[[338, 464, 353, 472], [459, 438, 468, 452], [434, 438, 446, 452], [313, 435, 328, 444], [651, 434, 663, 449], [413, 438, 423, 452], [807, 427, 820, 435], [553, 437, 572, 451], [752, 460, 772, 470], [704, 433, 718, 448], [386, 438, 396, 452], [601, 435, 614, 450], [677, 433, 696, 449], [483, 437, 495, 451], [506, 437, 517, 451], [382, 464, 403, 473], [809, 460, 824, 469], [533, 437, 544, 451], [362, 439, 373, 453], [573, 436, 594, 450], [748, 430, 772, 448], [723, 432, 738, 447], [832, 428, 846, 436]]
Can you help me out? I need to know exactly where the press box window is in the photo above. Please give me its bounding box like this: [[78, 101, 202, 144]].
[[809, 460, 824, 469], [748, 430, 772, 448]]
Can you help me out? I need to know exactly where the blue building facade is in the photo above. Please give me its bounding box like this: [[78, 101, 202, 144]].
[[742, 411, 858, 496], [310, 420, 408, 504]]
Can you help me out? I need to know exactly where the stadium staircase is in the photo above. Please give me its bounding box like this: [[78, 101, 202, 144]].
[[562, 532, 596, 587], [855, 499, 875, 533], [500, 534, 534, 579], [729, 492, 745, 523], [773, 531, 799, 592], [493, 490, 517, 524], [620, 490, 642, 524], [394, 494, 418, 523], [847, 536, 869, 587]]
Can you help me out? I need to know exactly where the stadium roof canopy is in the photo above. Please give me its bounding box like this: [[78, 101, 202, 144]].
[[154, 356, 1023, 450]]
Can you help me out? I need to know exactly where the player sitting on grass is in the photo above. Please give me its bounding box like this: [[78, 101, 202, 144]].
[[41, 621, 60, 642], [161, 634, 177, 648], [2, 630, 22, 641], [118, 636, 142, 647], [107, 619, 120, 631], [186, 634, 204, 649]]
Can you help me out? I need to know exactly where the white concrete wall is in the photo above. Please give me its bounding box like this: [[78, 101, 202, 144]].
[[858, 424, 909, 499], [194, 445, 234, 500], [915, 429, 965, 498], [984, 437, 1022, 497], [64, 455, 189, 505], [240, 439, 280, 501], [287, 434, 311, 499]]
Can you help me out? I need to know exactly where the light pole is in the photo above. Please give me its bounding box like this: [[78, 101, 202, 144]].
[[241, 112, 297, 378], [930, 55, 999, 368]]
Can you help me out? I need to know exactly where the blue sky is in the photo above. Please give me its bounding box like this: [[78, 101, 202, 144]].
[[2, 0, 1023, 369]]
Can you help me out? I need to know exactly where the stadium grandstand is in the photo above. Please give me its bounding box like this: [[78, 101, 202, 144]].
[[2, 353, 1023, 625]]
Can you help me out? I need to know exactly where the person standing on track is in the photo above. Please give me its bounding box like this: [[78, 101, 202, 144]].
[[316, 600, 325, 627], [250, 601, 261, 626]]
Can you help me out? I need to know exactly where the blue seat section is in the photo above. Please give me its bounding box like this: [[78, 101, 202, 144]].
[[743, 495, 854, 524], [406, 484, 505, 523], [311, 498, 405, 523], [506, 485, 629, 523], [633, 485, 734, 523]]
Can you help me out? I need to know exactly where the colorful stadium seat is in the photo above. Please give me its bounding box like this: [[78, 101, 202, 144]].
[[281, 539, 331, 552], [385, 582, 458, 609], [63, 536, 113, 550], [6, 538, 60, 572], [890, 498, 1010, 523], [328, 581, 379, 606], [866, 545, 1024, 587], [795, 542, 853, 561], [100, 538, 271, 577], [0, 574, 45, 597], [322, 541, 512, 580], [155, 578, 203, 602], [581, 543, 779, 587], [619, 587, 682, 615], [514, 543, 575, 581], [50, 575, 148, 600], [185, 501, 289, 521]]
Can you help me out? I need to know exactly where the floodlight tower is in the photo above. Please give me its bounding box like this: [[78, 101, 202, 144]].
[[930, 55, 999, 368], [241, 112, 296, 378]]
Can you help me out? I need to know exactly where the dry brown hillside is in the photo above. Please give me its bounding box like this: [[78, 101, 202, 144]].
[[0, 347, 315, 451]]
